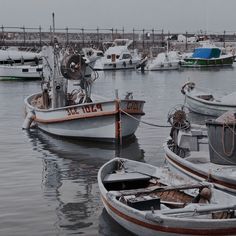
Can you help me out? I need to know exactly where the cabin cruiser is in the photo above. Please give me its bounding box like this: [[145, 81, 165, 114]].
[[93, 39, 141, 70], [0, 47, 42, 79]]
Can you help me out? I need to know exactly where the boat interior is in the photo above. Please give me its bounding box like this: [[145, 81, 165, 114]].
[[102, 160, 235, 219], [197, 94, 214, 101]]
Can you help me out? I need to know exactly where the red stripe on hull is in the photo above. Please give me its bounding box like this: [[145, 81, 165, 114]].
[[102, 195, 236, 235]]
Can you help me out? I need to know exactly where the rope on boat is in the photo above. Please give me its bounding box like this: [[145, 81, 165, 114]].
[[208, 135, 236, 165], [120, 109, 171, 128], [221, 122, 235, 157]]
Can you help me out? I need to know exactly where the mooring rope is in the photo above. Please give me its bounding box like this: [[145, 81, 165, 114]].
[[120, 109, 171, 128]]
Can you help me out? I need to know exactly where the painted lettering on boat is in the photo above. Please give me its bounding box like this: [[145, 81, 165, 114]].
[[126, 101, 142, 111], [82, 104, 103, 113], [66, 107, 79, 116], [67, 104, 103, 116]]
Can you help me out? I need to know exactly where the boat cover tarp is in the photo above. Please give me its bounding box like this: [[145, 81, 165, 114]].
[[192, 48, 221, 59]]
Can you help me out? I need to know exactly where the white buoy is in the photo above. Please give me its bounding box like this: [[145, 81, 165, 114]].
[[22, 111, 35, 129]]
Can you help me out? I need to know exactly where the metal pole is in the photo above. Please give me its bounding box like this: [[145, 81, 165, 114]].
[[50, 25, 52, 45], [143, 29, 145, 51], [132, 28, 135, 50], [185, 31, 188, 51], [39, 25, 42, 47], [111, 28, 114, 41], [82, 28, 84, 47], [1, 25, 4, 45], [97, 27, 99, 48], [66, 27, 69, 46], [23, 26, 26, 46], [52, 12, 56, 109], [223, 30, 226, 48], [161, 29, 164, 47], [122, 26, 124, 39], [152, 28, 154, 47]]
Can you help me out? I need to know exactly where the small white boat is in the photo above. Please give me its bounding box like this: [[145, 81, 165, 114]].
[[0, 48, 42, 79], [181, 81, 236, 117], [94, 39, 141, 70], [145, 51, 181, 71], [98, 157, 236, 236], [164, 109, 236, 194], [23, 45, 145, 141]]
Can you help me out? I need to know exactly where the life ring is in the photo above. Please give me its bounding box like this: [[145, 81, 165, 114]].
[[181, 81, 195, 95]]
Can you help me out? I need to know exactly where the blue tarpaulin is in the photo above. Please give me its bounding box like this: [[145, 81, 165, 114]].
[[192, 48, 221, 59]]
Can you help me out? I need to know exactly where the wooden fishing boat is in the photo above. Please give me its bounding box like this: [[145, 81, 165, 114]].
[[98, 157, 236, 236], [181, 81, 236, 117], [22, 16, 145, 142], [164, 108, 236, 194]]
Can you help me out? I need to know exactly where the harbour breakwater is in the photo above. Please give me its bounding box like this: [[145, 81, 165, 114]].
[[1, 26, 236, 54]]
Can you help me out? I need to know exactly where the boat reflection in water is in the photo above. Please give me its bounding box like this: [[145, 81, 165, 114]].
[[26, 129, 144, 235], [99, 208, 134, 236]]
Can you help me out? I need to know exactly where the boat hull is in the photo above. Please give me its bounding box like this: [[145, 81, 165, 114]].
[[185, 94, 236, 117], [24, 94, 145, 141], [164, 143, 236, 194], [147, 61, 180, 71], [94, 59, 140, 70], [98, 158, 236, 236], [182, 55, 235, 68], [0, 64, 42, 79]]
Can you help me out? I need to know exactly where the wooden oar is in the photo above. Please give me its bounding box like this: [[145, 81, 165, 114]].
[[111, 182, 211, 197]]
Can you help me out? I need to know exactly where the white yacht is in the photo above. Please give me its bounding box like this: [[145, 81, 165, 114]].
[[93, 39, 141, 70], [0, 47, 42, 79]]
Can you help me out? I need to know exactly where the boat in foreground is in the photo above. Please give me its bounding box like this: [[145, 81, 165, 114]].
[[181, 81, 236, 117], [98, 158, 236, 236], [23, 45, 145, 141], [164, 108, 236, 194]]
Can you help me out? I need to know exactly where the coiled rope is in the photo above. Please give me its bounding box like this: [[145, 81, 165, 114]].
[[120, 109, 171, 128]]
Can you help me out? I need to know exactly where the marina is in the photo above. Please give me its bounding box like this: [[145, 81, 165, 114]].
[[2, 2, 236, 234], [2, 66, 236, 235]]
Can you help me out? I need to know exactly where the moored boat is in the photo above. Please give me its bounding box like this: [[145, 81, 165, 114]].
[[181, 81, 236, 117], [145, 51, 182, 71], [98, 157, 236, 236], [0, 47, 42, 79], [93, 39, 141, 70], [181, 45, 235, 68], [23, 44, 145, 141], [164, 108, 236, 193]]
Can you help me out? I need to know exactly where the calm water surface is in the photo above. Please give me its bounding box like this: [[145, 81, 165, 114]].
[[1, 66, 236, 235]]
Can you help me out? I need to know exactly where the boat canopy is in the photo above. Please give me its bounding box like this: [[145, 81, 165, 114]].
[[192, 48, 221, 59]]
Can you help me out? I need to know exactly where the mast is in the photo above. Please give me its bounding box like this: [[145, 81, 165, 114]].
[[52, 12, 56, 109]]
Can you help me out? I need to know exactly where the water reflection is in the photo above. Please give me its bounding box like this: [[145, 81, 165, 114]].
[[99, 209, 134, 236], [26, 129, 144, 235]]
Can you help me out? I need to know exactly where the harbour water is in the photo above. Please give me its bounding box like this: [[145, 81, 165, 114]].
[[1, 67, 236, 235]]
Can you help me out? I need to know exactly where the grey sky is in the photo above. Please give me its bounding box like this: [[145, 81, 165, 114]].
[[1, 0, 235, 33]]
